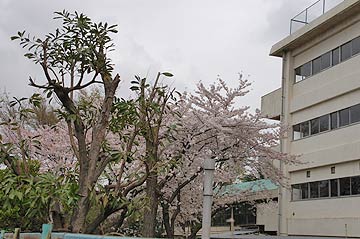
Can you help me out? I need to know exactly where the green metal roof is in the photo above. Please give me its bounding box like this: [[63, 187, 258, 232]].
[[219, 179, 278, 196]]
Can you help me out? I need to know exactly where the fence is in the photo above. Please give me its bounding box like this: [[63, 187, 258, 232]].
[[290, 0, 344, 34], [0, 225, 158, 239]]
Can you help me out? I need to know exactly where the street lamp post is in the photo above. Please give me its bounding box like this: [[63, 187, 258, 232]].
[[201, 158, 215, 239], [226, 207, 235, 235]]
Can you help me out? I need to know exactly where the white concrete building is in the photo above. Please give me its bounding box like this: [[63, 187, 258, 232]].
[[261, 0, 360, 237]]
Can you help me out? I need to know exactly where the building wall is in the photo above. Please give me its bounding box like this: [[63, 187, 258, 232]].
[[287, 217, 360, 237], [261, 88, 282, 120], [291, 161, 360, 184], [256, 201, 278, 232], [273, 2, 360, 237], [291, 57, 360, 116], [288, 161, 360, 236], [290, 123, 360, 171], [287, 7, 360, 169]]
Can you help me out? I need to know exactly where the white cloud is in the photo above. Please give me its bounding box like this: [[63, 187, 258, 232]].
[[0, 0, 325, 109]]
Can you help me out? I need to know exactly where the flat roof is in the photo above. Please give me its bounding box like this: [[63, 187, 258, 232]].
[[270, 0, 360, 57]]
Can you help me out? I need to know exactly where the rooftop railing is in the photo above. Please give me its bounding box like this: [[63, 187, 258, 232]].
[[290, 0, 344, 34]]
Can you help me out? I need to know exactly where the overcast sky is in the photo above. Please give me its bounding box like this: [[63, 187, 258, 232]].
[[0, 0, 321, 110]]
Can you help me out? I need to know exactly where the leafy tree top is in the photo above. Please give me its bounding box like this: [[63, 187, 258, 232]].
[[11, 10, 118, 94]]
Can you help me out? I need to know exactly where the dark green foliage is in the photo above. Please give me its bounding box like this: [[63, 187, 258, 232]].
[[11, 10, 118, 93], [0, 168, 79, 231]]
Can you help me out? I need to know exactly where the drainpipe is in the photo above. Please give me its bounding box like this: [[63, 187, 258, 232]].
[[278, 51, 287, 236]]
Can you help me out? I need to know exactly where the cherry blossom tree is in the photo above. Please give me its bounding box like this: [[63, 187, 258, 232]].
[[0, 95, 78, 230], [7, 9, 296, 236], [0, 91, 148, 233], [157, 76, 297, 238], [99, 75, 295, 238], [109, 73, 179, 237], [0, 71, 175, 235]]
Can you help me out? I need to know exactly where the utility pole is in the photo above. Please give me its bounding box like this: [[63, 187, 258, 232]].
[[201, 158, 215, 239]]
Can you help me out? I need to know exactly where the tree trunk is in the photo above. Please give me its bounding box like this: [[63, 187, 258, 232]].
[[142, 173, 158, 237], [57, 77, 120, 233], [53, 86, 91, 233], [113, 207, 128, 230], [51, 201, 65, 230], [187, 208, 222, 239], [85, 208, 110, 234], [70, 179, 91, 232], [162, 203, 173, 238], [85, 205, 127, 234], [188, 222, 202, 239]]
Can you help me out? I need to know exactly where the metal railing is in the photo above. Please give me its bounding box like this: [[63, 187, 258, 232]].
[[290, 0, 344, 34]]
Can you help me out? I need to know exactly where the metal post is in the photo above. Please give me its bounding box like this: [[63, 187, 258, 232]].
[[41, 224, 53, 239], [323, 0, 326, 14], [226, 206, 235, 235], [230, 207, 235, 235], [12, 229, 20, 239], [201, 158, 216, 239]]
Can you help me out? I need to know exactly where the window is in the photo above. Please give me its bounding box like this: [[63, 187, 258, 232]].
[[302, 62, 312, 78], [319, 115, 329, 132], [321, 51, 331, 70], [310, 182, 319, 198], [293, 124, 301, 140], [312, 57, 321, 75], [301, 121, 310, 138], [319, 180, 329, 197], [331, 166, 336, 174], [341, 42, 352, 61], [310, 118, 320, 135], [340, 177, 351, 196], [213, 205, 257, 227], [212, 208, 229, 226], [331, 112, 338, 129], [292, 184, 302, 200], [295, 67, 302, 83], [306, 171, 311, 178], [295, 62, 312, 83], [293, 104, 360, 141], [301, 183, 309, 199], [351, 176, 360, 195], [293, 176, 360, 201], [331, 179, 338, 197], [233, 204, 256, 225], [341, 42, 351, 61], [350, 104, 360, 124], [332, 47, 340, 66], [293, 122, 310, 140], [339, 108, 350, 127], [352, 37, 360, 56], [293, 36, 360, 84]]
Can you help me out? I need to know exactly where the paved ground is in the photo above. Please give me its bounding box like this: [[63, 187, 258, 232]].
[[210, 232, 354, 239]]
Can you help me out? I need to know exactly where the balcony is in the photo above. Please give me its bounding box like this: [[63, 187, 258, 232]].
[[261, 88, 282, 120]]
